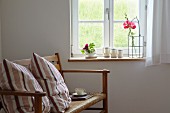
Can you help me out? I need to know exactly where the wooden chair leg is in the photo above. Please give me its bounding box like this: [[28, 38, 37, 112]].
[[35, 96, 42, 113], [103, 98, 108, 113], [102, 70, 108, 113]]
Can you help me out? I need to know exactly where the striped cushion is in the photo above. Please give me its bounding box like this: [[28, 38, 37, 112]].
[[0, 59, 50, 113], [30, 53, 71, 113]]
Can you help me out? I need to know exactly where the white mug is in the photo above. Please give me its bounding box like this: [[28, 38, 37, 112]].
[[103, 47, 110, 57], [110, 49, 117, 58], [75, 88, 86, 95], [118, 50, 123, 58]]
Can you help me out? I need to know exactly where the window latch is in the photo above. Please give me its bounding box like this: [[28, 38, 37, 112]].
[[106, 8, 110, 20]]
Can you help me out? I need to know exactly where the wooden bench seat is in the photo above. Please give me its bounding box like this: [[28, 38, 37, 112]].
[[0, 53, 110, 113], [66, 93, 106, 113]]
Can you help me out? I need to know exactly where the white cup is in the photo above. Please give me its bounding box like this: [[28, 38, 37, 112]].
[[118, 50, 123, 58], [75, 88, 86, 95], [103, 47, 110, 57], [110, 49, 117, 58]]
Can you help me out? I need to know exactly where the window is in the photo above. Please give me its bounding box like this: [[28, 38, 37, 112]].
[[71, 0, 146, 56]]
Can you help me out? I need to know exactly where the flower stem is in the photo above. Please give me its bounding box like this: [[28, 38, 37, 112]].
[[132, 36, 137, 57]]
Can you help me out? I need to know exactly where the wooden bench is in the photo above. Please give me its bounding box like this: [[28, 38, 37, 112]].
[[0, 53, 110, 113]]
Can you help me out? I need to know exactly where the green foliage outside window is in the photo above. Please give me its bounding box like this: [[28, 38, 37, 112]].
[[78, 0, 138, 48]]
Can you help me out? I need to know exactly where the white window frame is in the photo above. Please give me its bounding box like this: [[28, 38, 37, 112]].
[[71, 0, 146, 56]]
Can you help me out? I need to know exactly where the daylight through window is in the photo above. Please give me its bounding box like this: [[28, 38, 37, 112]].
[[71, 0, 146, 56]]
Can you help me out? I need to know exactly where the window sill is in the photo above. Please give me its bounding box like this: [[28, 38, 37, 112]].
[[68, 57, 145, 62]]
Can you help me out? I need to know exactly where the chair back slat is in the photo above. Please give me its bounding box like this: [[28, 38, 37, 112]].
[[14, 59, 31, 68], [0, 53, 64, 78], [55, 65, 61, 71], [44, 53, 63, 77]]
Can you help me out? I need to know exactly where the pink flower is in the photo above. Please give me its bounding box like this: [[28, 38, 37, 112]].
[[130, 22, 136, 29], [123, 20, 131, 29], [123, 21, 136, 29], [81, 43, 95, 54], [83, 44, 88, 50]]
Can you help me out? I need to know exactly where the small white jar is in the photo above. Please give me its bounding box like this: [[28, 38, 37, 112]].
[[118, 50, 123, 58], [110, 49, 117, 58], [103, 47, 110, 57]]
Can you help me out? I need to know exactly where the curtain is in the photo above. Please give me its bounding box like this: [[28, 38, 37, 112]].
[[146, 0, 170, 66]]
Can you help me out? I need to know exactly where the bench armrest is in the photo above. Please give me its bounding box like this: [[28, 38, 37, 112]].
[[62, 69, 110, 74], [0, 90, 46, 113], [62, 69, 109, 112], [0, 90, 46, 96]]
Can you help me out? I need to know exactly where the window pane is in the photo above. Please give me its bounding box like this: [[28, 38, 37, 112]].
[[114, 23, 138, 48], [114, 0, 139, 20], [79, 23, 103, 48], [79, 0, 104, 21]]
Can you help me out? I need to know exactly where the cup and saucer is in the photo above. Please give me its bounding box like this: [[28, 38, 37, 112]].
[[72, 88, 87, 97]]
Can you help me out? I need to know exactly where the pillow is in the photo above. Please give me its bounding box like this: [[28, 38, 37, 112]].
[[0, 59, 50, 113], [0, 108, 5, 113], [30, 53, 71, 113], [0, 101, 3, 112]]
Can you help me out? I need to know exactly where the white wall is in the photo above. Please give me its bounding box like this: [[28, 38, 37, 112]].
[[1, 0, 69, 60], [1, 0, 170, 113]]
